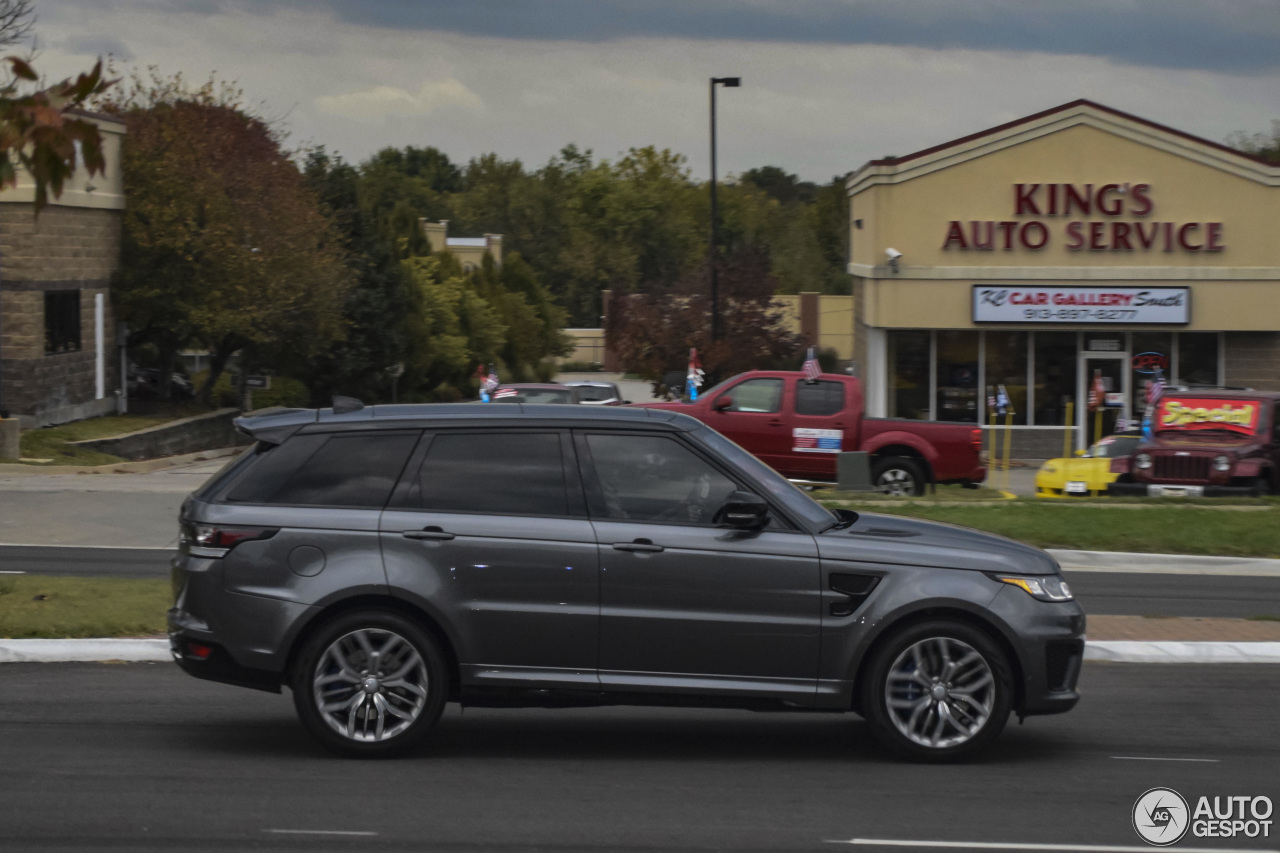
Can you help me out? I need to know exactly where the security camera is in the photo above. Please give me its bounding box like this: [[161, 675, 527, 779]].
[[885, 248, 902, 260]]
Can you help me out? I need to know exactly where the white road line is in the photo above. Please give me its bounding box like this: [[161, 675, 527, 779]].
[[825, 840, 1277, 853], [265, 829, 377, 837], [1111, 755, 1220, 762], [0, 570, 26, 574]]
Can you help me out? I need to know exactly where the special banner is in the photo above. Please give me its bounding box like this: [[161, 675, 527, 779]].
[[973, 285, 1190, 324]]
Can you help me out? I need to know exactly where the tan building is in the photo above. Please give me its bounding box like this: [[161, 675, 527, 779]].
[[0, 112, 127, 427], [847, 100, 1280, 456], [421, 219, 503, 271]]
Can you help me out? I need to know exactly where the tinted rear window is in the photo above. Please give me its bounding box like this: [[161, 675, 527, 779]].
[[416, 432, 567, 515], [226, 432, 417, 508], [795, 380, 845, 416]]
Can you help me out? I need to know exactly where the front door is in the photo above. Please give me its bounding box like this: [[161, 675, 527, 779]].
[[380, 430, 600, 690], [701, 376, 792, 471], [578, 431, 822, 701], [1079, 355, 1130, 448]]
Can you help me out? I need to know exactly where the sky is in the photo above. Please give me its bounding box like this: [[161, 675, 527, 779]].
[[37, 0, 1280, 183]]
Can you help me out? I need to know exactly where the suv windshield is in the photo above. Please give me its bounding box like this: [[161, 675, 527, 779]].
[[1156, 396, 1264, 436]]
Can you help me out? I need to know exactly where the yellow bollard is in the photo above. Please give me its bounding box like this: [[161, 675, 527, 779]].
[[1002, 410, 1014, 492], [1094, 406, 1102, 446], [988, 412, 998, 484], [1063, 401, 1074, 459]]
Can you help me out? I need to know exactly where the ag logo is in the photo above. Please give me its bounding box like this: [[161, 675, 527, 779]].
[[1134, 787, 1190, 846]]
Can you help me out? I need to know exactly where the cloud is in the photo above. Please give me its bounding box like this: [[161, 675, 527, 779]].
[[315, 78, 485, 121], [52, 33, 136, 62], [193, 0, 1280, 75]]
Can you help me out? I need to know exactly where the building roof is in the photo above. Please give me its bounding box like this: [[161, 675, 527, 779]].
[[847, 99, 1280, 195]]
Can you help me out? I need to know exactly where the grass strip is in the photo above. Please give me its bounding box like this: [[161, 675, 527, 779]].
[[0, 576, 169, 639], [828, 502, 1280, 558]]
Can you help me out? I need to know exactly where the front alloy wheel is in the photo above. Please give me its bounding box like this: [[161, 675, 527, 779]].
[[861, 620, 1012, 761], [292, 610, 447, 757]]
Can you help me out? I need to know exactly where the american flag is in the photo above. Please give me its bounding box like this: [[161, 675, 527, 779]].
[[686, 348, 704, 401], [802, 346, 821, 382], [1146, 369, 1165, 406]]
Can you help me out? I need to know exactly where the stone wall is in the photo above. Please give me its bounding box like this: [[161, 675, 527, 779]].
[[70, 408, 251, 461], [1225, 332, 1280, 392], [0, 205, 122, 425]]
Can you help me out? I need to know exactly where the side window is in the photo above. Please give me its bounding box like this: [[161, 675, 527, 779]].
[[724, 378, 783, 413], [266, 432, 419, 507], [417, 432, 567, 516], [794, 380, 845, 416], [586, 433, 738, 525]]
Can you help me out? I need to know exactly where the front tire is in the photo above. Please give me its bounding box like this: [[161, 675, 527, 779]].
[[859, 620, 1013, 761], [291, 609, 448, 758], [872, 456, 926, 497]]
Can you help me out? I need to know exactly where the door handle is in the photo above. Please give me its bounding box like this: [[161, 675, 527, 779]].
[[402, 526, 455, 541], [612, 539, 664, 553], [768, 419, 785, 426]]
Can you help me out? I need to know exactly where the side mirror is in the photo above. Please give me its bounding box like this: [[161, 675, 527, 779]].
[[713, 490, 769, 530], [713, 395, 733, 412]]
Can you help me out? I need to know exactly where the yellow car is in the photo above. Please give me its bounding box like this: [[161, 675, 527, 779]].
[[1036, 433, 1143, 498]]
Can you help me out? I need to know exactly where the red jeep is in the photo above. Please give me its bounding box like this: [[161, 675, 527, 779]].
[[1108, 390, 1280, 497]]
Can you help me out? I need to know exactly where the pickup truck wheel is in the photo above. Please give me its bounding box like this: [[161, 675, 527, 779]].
[[859, 620, 1012, 762], [872, 457, 925, 497]]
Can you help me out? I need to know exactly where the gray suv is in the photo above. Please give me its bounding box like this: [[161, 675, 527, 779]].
[[169, 401, 1084, 761]]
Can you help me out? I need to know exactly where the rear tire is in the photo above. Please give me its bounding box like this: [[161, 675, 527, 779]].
[[859, 620, 1013, 762], [872, 456, 926, 497], [291, 609, 448, 758]]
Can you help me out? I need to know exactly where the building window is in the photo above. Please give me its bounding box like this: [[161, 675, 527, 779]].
[[1130, 331, 1173, 417], [1177, 332, 1220, 387], [888, 330, 930, 419], [935, 330, 979, 423], [44, 290, 82, 355], [1033, 332, 1077, 428], [984, 331, 1028, 425]]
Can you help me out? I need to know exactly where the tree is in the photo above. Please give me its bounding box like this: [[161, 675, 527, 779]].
[[99, 70, 351, 402], [0, 56, 113, 211], [606, 246, 803, 394], [1228, 121, 1280, 163]]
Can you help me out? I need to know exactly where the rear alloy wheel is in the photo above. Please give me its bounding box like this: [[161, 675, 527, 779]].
[[872, 456, 925, 497], [860, 620, 1012, 761], [291, 610, 448, 758]]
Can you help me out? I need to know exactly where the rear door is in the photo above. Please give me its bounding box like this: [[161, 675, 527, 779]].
[[579, 430, 822, 701], [788, 379, 850, 479], [380, 429, 600, 691]]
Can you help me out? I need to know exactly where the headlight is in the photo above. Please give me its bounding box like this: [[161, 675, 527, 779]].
[[1040, 463, 1058, 474], [992, 573, 1074, 602], [1135, 452, 1152, 469], [1212, 454, 1231, 472]]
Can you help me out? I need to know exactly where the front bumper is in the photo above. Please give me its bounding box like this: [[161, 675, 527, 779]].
[[1107, 482, 1254, 497], [986, 586, 1086, 717]]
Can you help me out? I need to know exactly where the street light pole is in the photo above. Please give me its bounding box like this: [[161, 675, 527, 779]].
[[709, 76, 740, 344]]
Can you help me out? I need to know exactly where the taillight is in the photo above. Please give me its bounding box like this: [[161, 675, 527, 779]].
[[185, 523, 278, 558], [971, 429, 983, 454]]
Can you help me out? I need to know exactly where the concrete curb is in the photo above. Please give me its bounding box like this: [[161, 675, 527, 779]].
[[1086, 641, 1280, 663], [0, 638, 172, 663], [3, 638, 1280, 665], [0, 446, 240, 478], [1051, 549, 1280, 576]]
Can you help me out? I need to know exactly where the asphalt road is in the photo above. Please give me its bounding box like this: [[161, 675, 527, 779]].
[[0, 662, 1276, 852], [4, 544, 1279, 619]]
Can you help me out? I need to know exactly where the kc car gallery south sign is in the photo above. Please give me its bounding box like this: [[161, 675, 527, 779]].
[[973, 286, 1190, 324]]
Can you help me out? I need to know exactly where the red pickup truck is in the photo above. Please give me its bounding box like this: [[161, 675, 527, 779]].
[[635, 370, 986, 494]]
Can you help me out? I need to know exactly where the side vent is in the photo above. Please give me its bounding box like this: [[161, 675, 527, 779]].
[[828, 573, 881, 617]]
